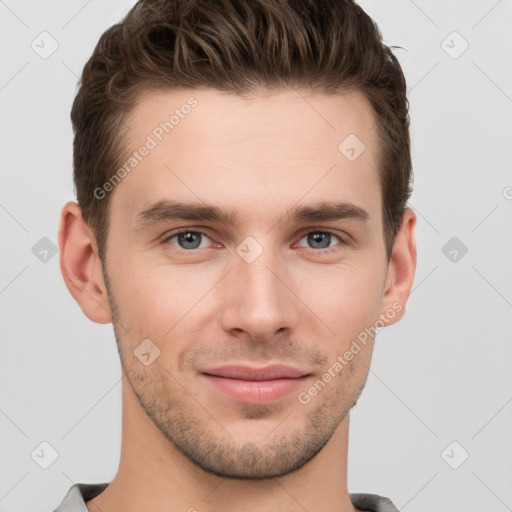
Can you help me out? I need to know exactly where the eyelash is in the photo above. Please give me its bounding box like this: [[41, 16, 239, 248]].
[[161, 228, 347, 254]]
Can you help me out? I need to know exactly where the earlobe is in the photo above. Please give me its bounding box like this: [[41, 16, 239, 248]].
[[379, 208, 417, 327], [58, 201, 112, 324]]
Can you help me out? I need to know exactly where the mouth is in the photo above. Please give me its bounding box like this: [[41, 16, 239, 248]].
[[200, 364, 311, 405]]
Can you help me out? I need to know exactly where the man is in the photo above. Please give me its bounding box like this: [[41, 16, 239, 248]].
[[56, 0, 416, 510]]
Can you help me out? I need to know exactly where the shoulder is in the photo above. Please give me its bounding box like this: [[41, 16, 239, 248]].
[[350, 492, 400, 512], [53, 483, 109, 512]]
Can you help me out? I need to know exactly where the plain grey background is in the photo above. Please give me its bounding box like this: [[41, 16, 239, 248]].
[[1, 1, 511, 511]]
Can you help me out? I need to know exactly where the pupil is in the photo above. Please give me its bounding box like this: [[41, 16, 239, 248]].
[[179, 232, 201, 249], [309, 232, 330, 249]]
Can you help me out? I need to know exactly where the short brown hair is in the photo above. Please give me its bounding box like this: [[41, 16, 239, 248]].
[[71, 0, 412, 262]]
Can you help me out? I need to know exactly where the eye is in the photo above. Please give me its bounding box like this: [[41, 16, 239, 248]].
[[163, 230, 213, 250], [296, 231, 344, 251], [161, 228, 347, 254]]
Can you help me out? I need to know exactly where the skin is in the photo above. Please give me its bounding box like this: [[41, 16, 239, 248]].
[[59, 87, 416, 512]]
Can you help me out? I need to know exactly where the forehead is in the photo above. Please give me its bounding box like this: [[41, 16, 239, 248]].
[[110, 87, 382, 228]]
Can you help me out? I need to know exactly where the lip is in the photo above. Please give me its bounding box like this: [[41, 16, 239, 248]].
[[200, 364, 311, 404], [201, 364, 308, 380]]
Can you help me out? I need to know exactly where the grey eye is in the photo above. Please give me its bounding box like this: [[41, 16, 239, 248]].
[[307, 232, 332, 249], [168, 231, 210, 250]]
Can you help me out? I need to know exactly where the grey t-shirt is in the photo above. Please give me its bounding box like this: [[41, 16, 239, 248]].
[[53, 483, 399, 512]]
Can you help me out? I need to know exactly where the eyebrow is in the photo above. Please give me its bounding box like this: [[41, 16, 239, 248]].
[[133, 199, 369, 230]]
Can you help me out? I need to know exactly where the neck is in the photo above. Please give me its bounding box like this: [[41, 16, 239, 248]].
[[87, 382, 359, 512]]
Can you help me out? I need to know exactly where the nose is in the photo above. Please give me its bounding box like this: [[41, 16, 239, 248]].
[[219, 242, 299, 343]]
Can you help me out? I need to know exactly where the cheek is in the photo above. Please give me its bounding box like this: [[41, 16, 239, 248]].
[[107, 238, 386, 350], [108, 252, 214, 342], [292, 260, 385, 337]]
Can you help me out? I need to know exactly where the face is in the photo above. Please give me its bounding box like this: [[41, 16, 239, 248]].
[[95, 87, 400, 479]]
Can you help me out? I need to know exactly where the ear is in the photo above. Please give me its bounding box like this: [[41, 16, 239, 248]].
[[58, 201, 112, 324], [378, 208, 417, 326]]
